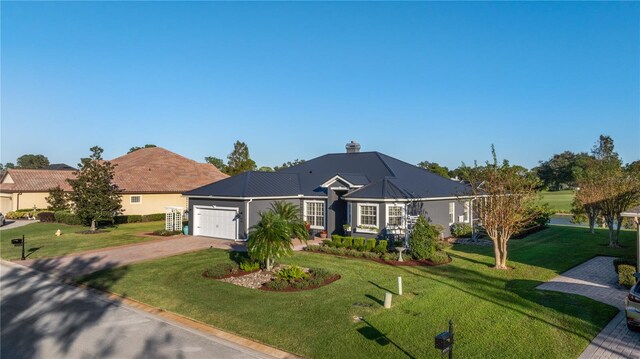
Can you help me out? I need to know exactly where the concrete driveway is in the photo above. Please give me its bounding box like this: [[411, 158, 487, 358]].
[[0, 261, 279, 359], [0, 219, 38, 231], [537, 256, 640, 358], [18, 235, 246, 278]]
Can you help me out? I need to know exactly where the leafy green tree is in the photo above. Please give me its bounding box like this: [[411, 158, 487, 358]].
[[66, 146, 122, 231], [274, 159, 305, 171], [248, 211, 293, 270], [408, 215, 440, 260], [226, 141, 256, 176], [270, 201, 309, 242], [258, 166, 274, 172], [45, 186, 69, 211], [16, 154, 49, 169], [417, 161, 450, 178], [0, 163, 15, 171], [463, 146, 541, 269], [535, 151, 590, 190], [205, 156, 228, 173], [128, 144, 157, 153]]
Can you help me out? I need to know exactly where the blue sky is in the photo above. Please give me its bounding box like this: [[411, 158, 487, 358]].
[[2, 2, 638, 170]]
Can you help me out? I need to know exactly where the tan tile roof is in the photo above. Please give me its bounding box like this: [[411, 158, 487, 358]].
[[0, 147, 228, 194], [0, 169, 75, 192], [110, 147, 228, 193]]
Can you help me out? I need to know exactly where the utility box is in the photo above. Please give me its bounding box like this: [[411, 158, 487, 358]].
[[434, 332, 452, 350]]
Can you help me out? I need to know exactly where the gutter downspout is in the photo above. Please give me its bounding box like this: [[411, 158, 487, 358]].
[[244, 199, 253, 242]]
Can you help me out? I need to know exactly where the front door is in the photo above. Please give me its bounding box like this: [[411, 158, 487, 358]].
[[332, 190, 348, 235]]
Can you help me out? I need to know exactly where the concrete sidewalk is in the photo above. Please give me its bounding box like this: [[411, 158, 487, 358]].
[[537, 256, 640, 358]]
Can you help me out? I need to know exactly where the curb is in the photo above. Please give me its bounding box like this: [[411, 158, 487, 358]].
[[1, 259, 301, 359]]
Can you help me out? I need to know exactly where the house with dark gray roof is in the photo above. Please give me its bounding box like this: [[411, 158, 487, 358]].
[[184, 141, 473, 240]]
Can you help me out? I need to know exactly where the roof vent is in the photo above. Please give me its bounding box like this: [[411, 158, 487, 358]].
[[346, 141, 361, 153]]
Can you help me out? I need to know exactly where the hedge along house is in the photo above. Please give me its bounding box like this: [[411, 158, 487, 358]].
[[184, 141, 473, 241], [0, 147, 228, 215]]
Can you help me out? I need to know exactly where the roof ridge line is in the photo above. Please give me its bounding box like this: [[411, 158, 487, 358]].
[[375, 152, 397, 177]]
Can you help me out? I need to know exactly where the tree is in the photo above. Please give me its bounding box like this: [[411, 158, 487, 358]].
[[270, 201, 309, 242], [205, 156, 228, 173], [16, 154, 49, 169], [128, 144, 157, 153], [226, 141, 256, 176], [45, 186, 68, 211], [258, 166, 274, 172], [574, 157, 604, 234], [0, 163, 15, 171], [274, 159, 305, 171], [66, 146, 122, 231], [598, 164, 640, 247], [247, 211, 294, 271], [535, 151, 590, 190], [463, 146, 540, 269], [408, 215, 440, 260], [417, 161, 450, 178]]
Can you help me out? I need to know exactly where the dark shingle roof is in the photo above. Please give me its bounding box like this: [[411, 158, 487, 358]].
[[185, 151, 470, 200]]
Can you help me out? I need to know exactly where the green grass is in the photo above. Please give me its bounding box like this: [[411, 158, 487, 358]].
[[539, 190, 575, 213], [78, 226, 636, 359], [0, 221, 166, 260]]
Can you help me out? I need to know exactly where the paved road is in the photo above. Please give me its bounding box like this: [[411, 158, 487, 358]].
[[0, 261, 276, 359], [0, 219, 38, 231], [537, 256, 640, 358]]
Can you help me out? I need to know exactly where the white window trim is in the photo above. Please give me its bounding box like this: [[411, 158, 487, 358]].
[[385, 203, 406, 230], [130, 195, 142, 204], [303, 200, 326, 230], [463, 201, 470, 223], [356, 203, 379, 233], [448, 202, 455, 225]]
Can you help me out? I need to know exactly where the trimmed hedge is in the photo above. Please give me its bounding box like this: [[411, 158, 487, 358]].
[[54, 211, 83, 225], [113, 213, 166, 224], [618, 264, 637, 288], [37, 212, 56, 223]]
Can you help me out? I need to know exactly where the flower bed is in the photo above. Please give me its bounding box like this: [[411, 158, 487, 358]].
[[304, 244, 451, 266]]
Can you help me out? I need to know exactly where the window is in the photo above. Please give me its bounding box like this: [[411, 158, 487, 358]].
[[130, 195, 142, 204], [448, 202, 455, 224], [304, 201, 325, 229], [386, 204, 405, 228], [463, 201, 470, 223], [357, 203, 378, 232]]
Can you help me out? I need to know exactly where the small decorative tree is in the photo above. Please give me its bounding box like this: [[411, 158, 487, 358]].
[[46, 185, 69, 211], [66, 146, 122, 231], [247, 211, 293, 271], [408, 215, 440, 260], [270, 201, 309, 242]]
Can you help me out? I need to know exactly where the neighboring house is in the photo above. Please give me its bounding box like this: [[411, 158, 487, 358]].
[[0, 147, 228, 215], [184, 141, 473, 240]]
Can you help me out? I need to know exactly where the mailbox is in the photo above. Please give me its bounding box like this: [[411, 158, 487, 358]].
[[11, 238, 23, 246], [435, 331, 452, 350]]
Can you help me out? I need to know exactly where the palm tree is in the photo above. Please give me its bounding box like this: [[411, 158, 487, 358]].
[[270, 201, 309, 243], [248, 211, 293, 271]]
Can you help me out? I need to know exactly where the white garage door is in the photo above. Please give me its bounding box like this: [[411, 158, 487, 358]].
[[193, 206, 238, 240]]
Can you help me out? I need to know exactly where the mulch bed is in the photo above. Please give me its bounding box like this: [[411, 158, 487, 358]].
[[201, 269, 259, 280], [304, 249, 451, 267], [259, 274, 341, 292]]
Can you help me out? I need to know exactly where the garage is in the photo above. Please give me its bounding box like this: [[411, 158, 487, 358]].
[[192, 206, 238, 240]]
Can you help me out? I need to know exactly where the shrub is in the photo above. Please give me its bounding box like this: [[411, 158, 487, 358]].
[[365, 238, 376, 252], [374, 240, 389, 254], [239, 260, 261, 272], [614, 258, 637, 273], [342, 237, 354, 249], [54, 211, 83, 225], [619, 265, 637, 288], [382, 252, 398, 261], [353, 237, 365, 251], [266, 279, 288, 291], [152, 229, 182, 236], [37, 211, 56, 223], [428, 251, 450, 265], [204, 262, 239, 278], [304, 245, 322, 252], [310, 267, 331, 280], [409, 215, 439, 260], [435, 240, 452, 251], [450, 223, 472, 238], [321, 239, 332, 247], [276, 265, 308, 281], [332, 235, 344, 248]]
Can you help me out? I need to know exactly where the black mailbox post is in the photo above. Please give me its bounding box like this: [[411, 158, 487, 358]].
[[11, 235, 25, 260], [434, 320, 454, 358]]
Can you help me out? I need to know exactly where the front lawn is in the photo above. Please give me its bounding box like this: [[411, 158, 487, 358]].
[[0, 221, 166, 260], [539, 190, 575, 213], [78, 226, 635, 358]]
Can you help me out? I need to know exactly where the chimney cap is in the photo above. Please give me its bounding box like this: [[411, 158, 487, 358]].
[[346, 141, 361, 153]]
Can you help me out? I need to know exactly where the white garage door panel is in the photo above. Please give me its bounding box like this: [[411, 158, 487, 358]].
[[194, 207, 237, 240]]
